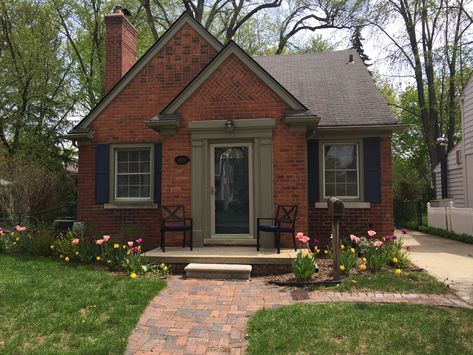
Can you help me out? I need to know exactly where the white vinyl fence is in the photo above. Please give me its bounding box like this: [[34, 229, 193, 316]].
[[427, 201, 473, 236]]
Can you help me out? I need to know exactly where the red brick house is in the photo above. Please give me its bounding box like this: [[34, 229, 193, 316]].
[[67, 8, 401, 251]]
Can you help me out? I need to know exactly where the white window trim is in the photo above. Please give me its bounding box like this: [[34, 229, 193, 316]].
[[322, 142, 360, 200], [110, 144, 154, 203]]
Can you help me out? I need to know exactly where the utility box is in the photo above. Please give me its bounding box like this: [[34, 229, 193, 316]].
[[327, 196, 344, 217]]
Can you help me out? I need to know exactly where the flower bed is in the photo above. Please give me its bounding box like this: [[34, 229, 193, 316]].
[[281, 228, 415, 286], [0, 225, 169, 279]]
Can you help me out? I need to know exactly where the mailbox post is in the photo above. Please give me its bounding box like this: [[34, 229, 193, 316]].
[[327, 197, 344, 281]]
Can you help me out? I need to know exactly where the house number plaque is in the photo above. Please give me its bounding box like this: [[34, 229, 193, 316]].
[[174, 155, 190, 165]]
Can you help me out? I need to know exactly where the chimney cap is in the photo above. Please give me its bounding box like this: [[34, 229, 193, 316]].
[[112, 5, 131, 16], [348, 54, 354, 63]]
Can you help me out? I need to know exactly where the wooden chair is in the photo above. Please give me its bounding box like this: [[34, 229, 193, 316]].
[[256, 205, 298, 254], [160, 205, 193, 253]]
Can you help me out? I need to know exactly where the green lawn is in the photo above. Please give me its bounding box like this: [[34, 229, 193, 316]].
[[0, 255, 165, 354], [247, 303, 473, 355], [321, 270, 450, 294]]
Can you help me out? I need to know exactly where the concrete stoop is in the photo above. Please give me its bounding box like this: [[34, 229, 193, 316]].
[[184, 263, 252, 280]]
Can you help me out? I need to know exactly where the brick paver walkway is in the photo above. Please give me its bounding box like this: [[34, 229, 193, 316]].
[[126, 277, 471, 354]]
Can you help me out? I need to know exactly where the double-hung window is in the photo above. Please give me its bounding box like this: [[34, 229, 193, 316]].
[[114, 147, 152, 200], [323, 143, 359, 199]]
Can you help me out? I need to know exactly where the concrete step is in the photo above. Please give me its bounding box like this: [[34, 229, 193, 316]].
[[184, 263, 252, 280], [203, 238, 257, 247]]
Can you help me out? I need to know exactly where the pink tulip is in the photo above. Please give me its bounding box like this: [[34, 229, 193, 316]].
[[367, 230, 377, 238], [131, 246, 139, 254], [14, 225, 28, 232], [127, 241, 134, 247], [295, 232, 310, 244], [103, 235, 111, 242], [96, 239, 105, 246], [401, 228, 408, 235], [373, 240, 383, 248], [349, 234, 361, 244], [136, 238, 143, 244], [72, 239, 80, 245]]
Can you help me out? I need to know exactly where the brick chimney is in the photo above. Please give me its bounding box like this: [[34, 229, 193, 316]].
[[104, 6, 137, 93]]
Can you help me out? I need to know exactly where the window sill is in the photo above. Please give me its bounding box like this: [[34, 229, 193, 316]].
[[314, 202, 370, 209], [104, 202, 158, 209]]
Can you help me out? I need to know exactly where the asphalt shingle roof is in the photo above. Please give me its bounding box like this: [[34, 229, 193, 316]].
[[254, 49, 398, 127]]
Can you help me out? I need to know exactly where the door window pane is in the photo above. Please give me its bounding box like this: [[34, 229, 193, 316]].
[[214, 146, 250, 234]]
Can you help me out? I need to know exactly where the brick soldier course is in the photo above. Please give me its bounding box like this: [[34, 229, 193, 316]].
[[126, 277, 471, 354]]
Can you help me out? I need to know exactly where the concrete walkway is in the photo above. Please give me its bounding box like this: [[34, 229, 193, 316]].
[[401, 229, 473, 303], [126, 277, 470, 355]]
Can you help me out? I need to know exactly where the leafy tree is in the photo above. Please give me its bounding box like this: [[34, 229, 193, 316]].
[[0, 0, 75, 161], [367, 0, 473, 187]]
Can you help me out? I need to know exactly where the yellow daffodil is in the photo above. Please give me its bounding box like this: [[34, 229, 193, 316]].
[[65, 256, 70, 262], [50, 245, 55, 250], [122, 245, 126, 249], [15, 237, 19, 241], [130, 272, 137, 279], [359, 264, 367, 271], [324, 250, 328, 254], [160, 263, 165, 268], [350, 248, 355, 254], [75, 251, 79, 256], [126, 251, 131, 256], [340, 265, 345, 271], [362, 257, 367, 262], [392, 257, 398, 264], [341, 245, 345, 250], [59, 255, 64, 259], [163, 266, 168, 271], [114, 243, 119, 249], [394, 269, 401, 276], [96, 256, 101, 261]]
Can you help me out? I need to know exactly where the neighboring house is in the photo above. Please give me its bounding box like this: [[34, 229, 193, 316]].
[[66, 8, 401, 250], [433, 75, 473, 207]]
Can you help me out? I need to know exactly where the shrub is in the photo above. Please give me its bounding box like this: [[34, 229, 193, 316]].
[[0, 156, 73, 223], [407, 224, 473, 245], [28, 225, 55, 256]]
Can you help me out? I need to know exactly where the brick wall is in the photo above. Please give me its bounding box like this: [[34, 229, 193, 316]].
[[78, 19, 393, 251], [105, 13, 138, 93], [309, 137, 394, 247], [78, 24, 218, 249], [178, 55, 308, 243]]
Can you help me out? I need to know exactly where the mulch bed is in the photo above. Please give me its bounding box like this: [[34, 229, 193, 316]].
[[253, 258, 342, 286]]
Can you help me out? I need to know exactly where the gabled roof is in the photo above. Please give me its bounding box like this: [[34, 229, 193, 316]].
[[69, 12, 223, 134], [157, 41, 310, 116], [255, 50, 399, 127]]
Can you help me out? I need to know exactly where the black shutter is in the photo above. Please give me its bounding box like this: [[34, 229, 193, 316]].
[[154, 143, 163, 204], [95, 144, 109, 204], [363, 137, 381, 203], [307, 140, 320, 203]]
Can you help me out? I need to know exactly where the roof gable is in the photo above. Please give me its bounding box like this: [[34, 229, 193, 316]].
[[158, 41, 308, 116], [70, 12, 223, 133]]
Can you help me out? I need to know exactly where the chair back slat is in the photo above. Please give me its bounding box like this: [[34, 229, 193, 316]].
[[276, 204, 298, 227], [161, 205, 186, 222]]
